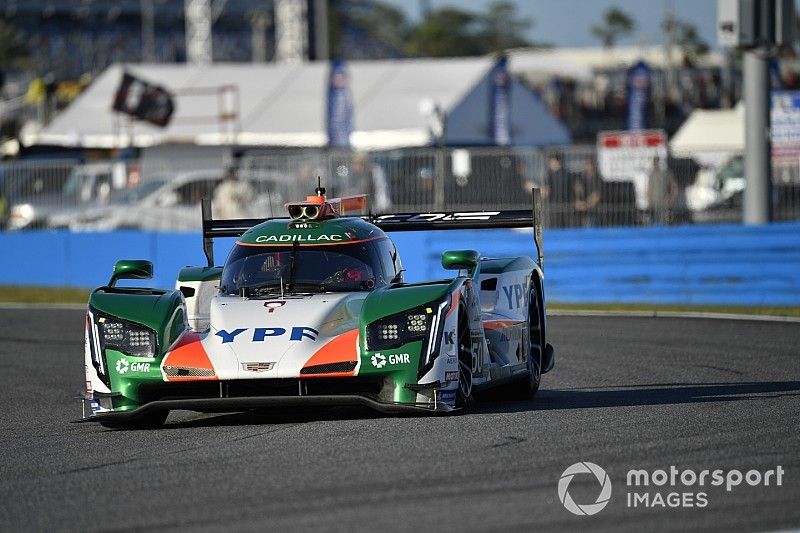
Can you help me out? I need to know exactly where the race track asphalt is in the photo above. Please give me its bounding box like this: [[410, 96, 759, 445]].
[[0, 308, 798, 532]]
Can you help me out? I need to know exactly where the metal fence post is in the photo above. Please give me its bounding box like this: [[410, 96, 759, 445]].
[[434, 146, 446, 210]]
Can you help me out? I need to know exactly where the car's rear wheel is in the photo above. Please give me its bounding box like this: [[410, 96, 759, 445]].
[[506, 282, 543, 399], [455, 302, 473, 409], [100, 410, 169, 430]]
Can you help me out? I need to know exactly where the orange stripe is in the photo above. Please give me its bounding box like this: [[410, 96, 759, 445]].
[[236, 236, 385, 247], [162, 331, 218, 381], [483, 319, 524, 331], [445, 290, 460, 317], [300, 328, 359, 378]]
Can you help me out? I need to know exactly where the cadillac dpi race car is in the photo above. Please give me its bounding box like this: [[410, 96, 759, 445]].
[[79, 186, 554, 427]]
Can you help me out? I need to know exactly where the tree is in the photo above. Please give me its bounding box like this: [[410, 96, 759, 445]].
[[478, 0, 534, 52], [674, 21, 709, 65], [406, 7, 485, 57], [591, 8, 636, 48], [406, 2, 535, 58], [329, 0, 412, 59]]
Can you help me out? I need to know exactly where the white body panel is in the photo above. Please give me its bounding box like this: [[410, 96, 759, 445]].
[[203, 293, 366, 379]]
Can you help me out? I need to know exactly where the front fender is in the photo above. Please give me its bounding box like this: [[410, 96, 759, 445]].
[[88, 287, 187, 356], [358, 278, 466, 404], [85, 287, 188, 409]]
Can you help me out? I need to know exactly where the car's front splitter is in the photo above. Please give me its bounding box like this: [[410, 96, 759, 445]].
[[75, 394, 456, 423]]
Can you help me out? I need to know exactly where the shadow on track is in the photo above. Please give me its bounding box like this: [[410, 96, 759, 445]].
[[474, 380, 800, 414], [110, 381, 800, 430], [156, 406, 385, 430]]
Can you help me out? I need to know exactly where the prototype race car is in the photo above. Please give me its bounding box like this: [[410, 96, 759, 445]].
[[79, 186, 554, 427]]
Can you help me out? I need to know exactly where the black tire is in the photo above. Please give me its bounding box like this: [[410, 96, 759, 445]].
[[455, 303, 474, 410], [506, 282, 543, 400], [100, 410, 169, 430]]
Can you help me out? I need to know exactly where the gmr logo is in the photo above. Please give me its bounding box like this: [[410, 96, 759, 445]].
[[370, 352, 411, 368], [558, 462, 612, 516], [115, 359, 151, 375]]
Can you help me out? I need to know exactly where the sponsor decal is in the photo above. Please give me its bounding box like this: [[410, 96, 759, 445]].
[[264, 301, 286, 313], [216, 327, 319, 344], [369, 352, 411, 368], [445, 371, 458, 382], [438, 389, 457, 403], [443, 330, 455, 345], [254, 234, 344, 243], [115, 359, 151, 375], [501, 283, 526, 309]]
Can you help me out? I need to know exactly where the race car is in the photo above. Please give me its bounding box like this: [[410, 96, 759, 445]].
[[79, 185, 554, 427]]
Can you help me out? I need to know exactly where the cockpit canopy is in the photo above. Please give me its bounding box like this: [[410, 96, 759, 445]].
[[220, 237, 398, 296]]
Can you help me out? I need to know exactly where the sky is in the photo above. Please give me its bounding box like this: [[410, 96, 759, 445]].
[[381, 0, 720, 49]]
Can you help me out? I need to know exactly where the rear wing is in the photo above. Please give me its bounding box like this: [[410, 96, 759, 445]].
[[201, 188, 544, 269]]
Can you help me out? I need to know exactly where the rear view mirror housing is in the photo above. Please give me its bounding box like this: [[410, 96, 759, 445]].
[[441, 250, 480, 276], [109, 259, 153, 287]]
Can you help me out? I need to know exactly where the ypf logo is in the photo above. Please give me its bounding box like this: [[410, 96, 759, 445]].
[[558, 462, 612, 516], [115, 359, 129, 374], [370, 353, 386, 368]]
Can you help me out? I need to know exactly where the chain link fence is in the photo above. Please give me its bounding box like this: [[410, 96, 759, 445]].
[[1, 146, 799, 231]]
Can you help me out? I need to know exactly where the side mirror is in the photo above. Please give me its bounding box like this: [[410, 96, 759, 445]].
[[441, 250, 480, 276], [109, 259, 153, 287]]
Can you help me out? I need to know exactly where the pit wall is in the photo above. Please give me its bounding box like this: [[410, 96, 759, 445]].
[[1, 222, 798, 306]]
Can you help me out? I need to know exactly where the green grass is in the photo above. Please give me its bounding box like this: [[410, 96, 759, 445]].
[[0, 286, 91, 304], [1, 286, 798, 318]]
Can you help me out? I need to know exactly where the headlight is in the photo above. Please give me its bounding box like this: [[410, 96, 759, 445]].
[[366, 296, 453, 352], [96, 314, 156, 357], [366, 306, 435, 350]]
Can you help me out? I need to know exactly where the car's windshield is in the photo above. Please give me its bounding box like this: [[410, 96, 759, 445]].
[[108, 180, 166, 205], [220, 239, 393, 296]]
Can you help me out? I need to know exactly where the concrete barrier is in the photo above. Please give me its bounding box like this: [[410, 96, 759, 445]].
[[1, 222, 799, 306]]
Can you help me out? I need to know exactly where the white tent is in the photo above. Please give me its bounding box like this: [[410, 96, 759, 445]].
[[28, 58, 569, 151], [669, 103, 744, 167]]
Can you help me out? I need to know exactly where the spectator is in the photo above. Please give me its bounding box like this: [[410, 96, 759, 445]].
[[350, 153, 391, 212], [213, 166, 252, 219], [545, 153, 570, 227], [573, 159, 602, 227], [647, 155, 679, 225]]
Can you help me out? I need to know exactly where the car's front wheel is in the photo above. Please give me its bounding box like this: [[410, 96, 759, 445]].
[[455, 302, 474, 409], [506, 283, 543, 399]]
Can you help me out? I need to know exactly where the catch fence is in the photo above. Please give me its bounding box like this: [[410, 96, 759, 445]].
[[1, 146, 798, 231]]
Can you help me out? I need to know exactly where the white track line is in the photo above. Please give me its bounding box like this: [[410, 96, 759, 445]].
[[548, 309, 800, 323]]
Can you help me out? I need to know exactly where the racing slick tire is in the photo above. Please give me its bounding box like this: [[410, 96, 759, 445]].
[[455, 302, 474, 410], [100, 410, 169, 430], [505, 282, 543, 400]]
